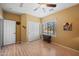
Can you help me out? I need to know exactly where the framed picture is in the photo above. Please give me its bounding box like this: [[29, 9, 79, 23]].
[[63, 22, 72, 31]]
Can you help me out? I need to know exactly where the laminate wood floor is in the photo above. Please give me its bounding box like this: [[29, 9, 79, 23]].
[[0, 40, 79, 56]]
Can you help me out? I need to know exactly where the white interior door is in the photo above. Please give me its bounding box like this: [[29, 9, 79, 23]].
[[0, 19, 3, 47], [27, 21, 40, 41], [4, 20, 16, 45]]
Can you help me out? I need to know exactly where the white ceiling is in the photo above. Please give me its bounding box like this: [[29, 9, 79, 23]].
[[0, 3, 77, 18]]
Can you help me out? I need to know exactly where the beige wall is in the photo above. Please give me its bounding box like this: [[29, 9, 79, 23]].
[[3, 11, 21, 43], [42, 4, 79, 50], [26, 14, 40, 23], [21, 14, 40, 42], [21, 14, 27, 42]]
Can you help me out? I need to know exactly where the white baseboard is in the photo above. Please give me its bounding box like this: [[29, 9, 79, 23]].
[[52, 42, 79, 53]]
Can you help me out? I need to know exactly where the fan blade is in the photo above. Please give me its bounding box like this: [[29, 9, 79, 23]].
[[42, 8, 46, 13], [34, 7, 39, 11], [49, 8, 54, 11], [34, 3, 41, 11], [47, 4, 56, 7]]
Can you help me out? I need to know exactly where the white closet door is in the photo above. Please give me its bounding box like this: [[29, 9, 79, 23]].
[[4, 20, 16, 45], [0, 19, 3, 47], [27, 21, 40, 41]]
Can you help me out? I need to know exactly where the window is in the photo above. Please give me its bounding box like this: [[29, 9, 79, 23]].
[[42, 20, 56, 37]]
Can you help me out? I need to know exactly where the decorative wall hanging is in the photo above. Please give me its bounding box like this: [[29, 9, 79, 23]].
[[16, 21, 20, 25], [63, 22, 72, 31], [22, 26, 26, 29]]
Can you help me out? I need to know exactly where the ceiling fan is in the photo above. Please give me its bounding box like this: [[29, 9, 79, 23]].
[[33, 3, 56, 12], [19, 3, 56, 12]]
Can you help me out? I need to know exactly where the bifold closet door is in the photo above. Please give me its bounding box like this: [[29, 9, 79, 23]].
[[4, 20, 16, 45], [0, 19, 3, 47], [27, 21, 40, 41]]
